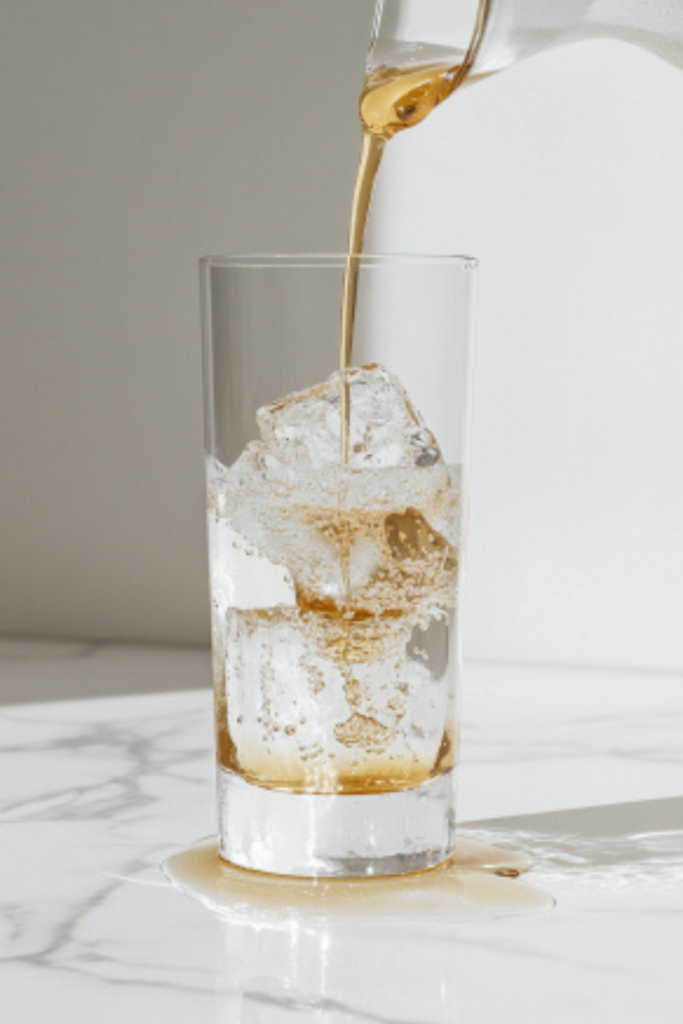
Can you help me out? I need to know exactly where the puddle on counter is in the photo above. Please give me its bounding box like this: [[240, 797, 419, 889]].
[[163, 835, 553, 924]]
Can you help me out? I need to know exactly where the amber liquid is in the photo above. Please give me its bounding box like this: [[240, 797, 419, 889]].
[[214, 13, 493, 798], [213, 64, 479, 792], [217, 698, 456, 795], [211, 469, 460, 793]]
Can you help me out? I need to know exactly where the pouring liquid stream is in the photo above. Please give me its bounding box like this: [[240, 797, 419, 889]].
[[336, 6, 492, 625], [338, 0, 492, 463], [339, 0, 683, 388]]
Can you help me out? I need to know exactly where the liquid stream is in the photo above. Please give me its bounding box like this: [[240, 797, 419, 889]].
[[164, 834, 552, 924], [339, 63, 461, 414], [338, 0, 493, 428]]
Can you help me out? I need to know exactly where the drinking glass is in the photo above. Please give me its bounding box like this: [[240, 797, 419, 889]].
[[201, 253, 476, 877]]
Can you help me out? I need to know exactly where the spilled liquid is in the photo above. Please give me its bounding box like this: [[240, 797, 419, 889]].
[[163, 835, 552, 924]]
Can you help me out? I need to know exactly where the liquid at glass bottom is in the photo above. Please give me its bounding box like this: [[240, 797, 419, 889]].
[[163, 835, 553, 924]]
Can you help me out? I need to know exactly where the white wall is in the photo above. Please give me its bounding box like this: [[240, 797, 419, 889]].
[[368, 41, 683, 670], [2, 4, 682, 670]]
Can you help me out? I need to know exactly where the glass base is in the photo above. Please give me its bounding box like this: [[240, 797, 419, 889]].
[[217, 766, 457, 878]]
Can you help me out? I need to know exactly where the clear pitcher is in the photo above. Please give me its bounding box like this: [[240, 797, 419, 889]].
[[369, 0, 683, 104]]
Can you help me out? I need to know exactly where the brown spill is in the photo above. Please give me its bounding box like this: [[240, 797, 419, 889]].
[[163, 836, 553, 923]]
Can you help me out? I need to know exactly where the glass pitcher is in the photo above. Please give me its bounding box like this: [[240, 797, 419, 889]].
[[369, 0, 683, 91]]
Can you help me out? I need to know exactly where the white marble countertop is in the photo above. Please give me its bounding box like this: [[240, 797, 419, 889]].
[[1, 640, 682, 1022]]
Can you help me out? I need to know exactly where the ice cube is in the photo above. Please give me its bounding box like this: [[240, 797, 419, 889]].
[[257, 364, 443, 472], [223, 607, 348, 781], [208, 365, 461, 623], [221, 605, 448, 790]]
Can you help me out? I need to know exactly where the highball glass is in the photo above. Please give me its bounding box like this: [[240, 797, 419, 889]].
[[201, 253, 476, 877]]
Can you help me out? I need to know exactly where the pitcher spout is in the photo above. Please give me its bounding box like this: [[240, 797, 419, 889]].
[[369, 0, 683, 88]]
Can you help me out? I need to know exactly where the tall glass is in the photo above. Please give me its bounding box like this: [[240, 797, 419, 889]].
[[201, 253, 476, 877]]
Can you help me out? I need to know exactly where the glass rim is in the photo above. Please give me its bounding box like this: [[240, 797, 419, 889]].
[[200, 252, 478, 271]]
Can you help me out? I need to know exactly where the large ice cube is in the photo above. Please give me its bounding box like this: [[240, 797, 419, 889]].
[[210, 450, 379, 612], [221, 606, 449, 792], [208, 364, 460, 623], [257, 364, 442, 472]]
